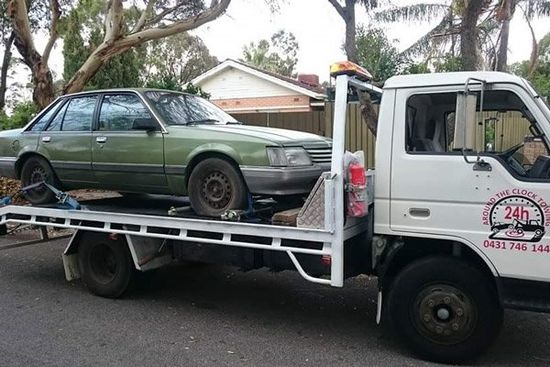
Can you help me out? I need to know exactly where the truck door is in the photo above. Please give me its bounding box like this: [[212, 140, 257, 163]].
[[389, 83, 550, 282]]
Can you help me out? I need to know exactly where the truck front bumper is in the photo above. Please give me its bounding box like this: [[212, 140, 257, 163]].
[[240, 163, 331, 196]]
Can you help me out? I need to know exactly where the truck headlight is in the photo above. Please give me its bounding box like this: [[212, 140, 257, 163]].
[[267, 147, 312, 167]]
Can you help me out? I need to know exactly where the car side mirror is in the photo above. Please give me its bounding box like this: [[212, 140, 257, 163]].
[[132, 118, 157, 132]]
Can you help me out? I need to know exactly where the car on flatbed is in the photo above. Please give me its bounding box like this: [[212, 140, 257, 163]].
[[0, 89, 332, 216]]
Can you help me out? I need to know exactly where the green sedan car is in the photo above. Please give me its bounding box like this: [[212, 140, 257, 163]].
[[0, 89, 332, 216]]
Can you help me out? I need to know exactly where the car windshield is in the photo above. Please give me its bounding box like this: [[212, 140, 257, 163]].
[[145, 91, 238, 125]]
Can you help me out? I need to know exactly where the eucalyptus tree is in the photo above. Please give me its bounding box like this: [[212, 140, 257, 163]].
[[375, 1, 492, 71], [326, 0, 381, 62], [8, 0, 231, 109]]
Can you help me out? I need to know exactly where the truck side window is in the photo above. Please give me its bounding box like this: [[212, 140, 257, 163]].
[[406, 90, 550, 179], [406, 92, 456, 153]]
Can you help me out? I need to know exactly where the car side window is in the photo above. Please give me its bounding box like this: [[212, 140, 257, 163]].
[[46, 102, 69, 131], [62, 96, 97, 131], [99, 94, 152, 131], [29, 100, 61, 131]]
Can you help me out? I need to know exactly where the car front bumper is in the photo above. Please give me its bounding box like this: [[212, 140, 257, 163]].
[[240, 163, 331, 196]]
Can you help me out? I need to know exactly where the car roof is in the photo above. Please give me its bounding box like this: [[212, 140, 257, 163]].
[[60, 88, 192, 98]]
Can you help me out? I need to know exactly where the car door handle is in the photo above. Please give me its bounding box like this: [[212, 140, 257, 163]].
[[96, 136, 107, 144], [41, 136, 51, 143]]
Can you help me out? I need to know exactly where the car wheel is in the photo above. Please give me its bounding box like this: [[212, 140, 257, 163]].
[[387, 256, 502, 363], [78, 232, 135, 298], [188, 158, 248, 217], [20, 155, 57, 205]]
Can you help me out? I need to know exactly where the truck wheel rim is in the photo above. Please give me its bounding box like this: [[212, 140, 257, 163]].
[[412, 284, 476, 345], [201, 171, 232, 209], [90, 244, 118, 284]]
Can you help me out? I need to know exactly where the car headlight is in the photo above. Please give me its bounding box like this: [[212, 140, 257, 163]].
[[267, 147, 312, 167]]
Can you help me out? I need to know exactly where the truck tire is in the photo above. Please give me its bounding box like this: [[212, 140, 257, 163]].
[[188, 158, 248, 217], [20, 156, 57, 205], [386, 256, 502, 363], [78, 232, 135, 298]]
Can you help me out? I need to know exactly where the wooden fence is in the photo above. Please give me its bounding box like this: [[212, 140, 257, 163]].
[[232, 102, 377, 168]]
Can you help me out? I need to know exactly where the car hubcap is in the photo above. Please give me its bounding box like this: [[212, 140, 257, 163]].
[[413, 284, 476, 345], [201, 171, 232, 209], [90, 244, 118, 284], [29, 166, 48, 193]]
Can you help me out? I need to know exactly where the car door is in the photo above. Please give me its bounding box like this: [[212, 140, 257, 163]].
[[390, 84, 550, 282], [92, 93, 167, 193], [37, 95, 97, 187]]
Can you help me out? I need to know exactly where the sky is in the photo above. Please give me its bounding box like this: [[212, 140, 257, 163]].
[[190, 0, 549, 80], [5, 0, 550, 105]]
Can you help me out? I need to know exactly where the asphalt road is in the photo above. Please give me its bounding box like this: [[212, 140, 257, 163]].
[[1, 231, 550, 367]]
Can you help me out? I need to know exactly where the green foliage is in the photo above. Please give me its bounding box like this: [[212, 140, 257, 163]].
[[0, 102, 37, 130], [145, 77, 210, 99], [242, 30, 299, 76], [355, 27, 402, 82], [510, 31, 550, 100], [142, 33, 218, 88]]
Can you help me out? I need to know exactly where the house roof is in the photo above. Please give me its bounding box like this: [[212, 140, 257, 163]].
[[191, 59, 326, 100]]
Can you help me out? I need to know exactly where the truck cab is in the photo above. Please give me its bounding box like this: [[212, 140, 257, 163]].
[[370, 71, 550, 362]]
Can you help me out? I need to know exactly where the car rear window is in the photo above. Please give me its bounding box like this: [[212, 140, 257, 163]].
[[62, 96, 98, 131]]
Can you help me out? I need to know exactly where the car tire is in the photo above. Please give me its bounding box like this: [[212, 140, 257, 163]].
[[188, 158, 248, 217], [78, 232, 135, 298], [20, 155, 58, 205], [387, 256, 502, 364]]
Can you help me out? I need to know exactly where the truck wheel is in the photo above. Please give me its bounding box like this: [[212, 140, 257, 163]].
[[78, 232, 135, 298], [20, 156, 57, 205], [387, 256, 502, 363], [188, 158, 248, 217]]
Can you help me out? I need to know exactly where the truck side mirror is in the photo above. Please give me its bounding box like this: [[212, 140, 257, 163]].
[[453, 92, 477, 151]]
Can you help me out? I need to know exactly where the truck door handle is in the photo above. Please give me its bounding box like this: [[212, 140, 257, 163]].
[[41, 136, 51, 143], [96, 136, 107, 144], [409, 208, 430, 218]]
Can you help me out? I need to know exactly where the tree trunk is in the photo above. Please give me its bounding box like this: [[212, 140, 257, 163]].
[[0, 32, 15, 111], [344, 0, 357, 62], [496, 18, 510, 71], [496, 0, 514, 71], [460, 0, 486, 71], [8, 0, 56, 109]]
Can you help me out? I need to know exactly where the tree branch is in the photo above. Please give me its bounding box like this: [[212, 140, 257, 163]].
[[42, 0, 60, 64], [327, 0, 346, 19], [131, 0, 156, 33], [139, 1, 187, 31], [121, 0, 230, 47], [64, 0, 231, 94], [7, 0, 38, 66], [104, 0, 124, 42]]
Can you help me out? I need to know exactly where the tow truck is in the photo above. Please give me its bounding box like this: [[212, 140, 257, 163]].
[[3, 62, 550, 363]]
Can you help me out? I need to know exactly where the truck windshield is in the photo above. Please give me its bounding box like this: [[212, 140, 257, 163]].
[[145, 91, 238, 125]]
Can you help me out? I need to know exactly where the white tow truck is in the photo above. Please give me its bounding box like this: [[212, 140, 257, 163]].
[[3, 62, 550, 363]]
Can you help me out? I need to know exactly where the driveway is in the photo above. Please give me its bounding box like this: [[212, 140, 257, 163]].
[[1, 231, 550, 366]]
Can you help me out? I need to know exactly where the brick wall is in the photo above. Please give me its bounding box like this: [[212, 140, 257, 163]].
[[213, 95, 311, 113], [523, 137, 548, 165]]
